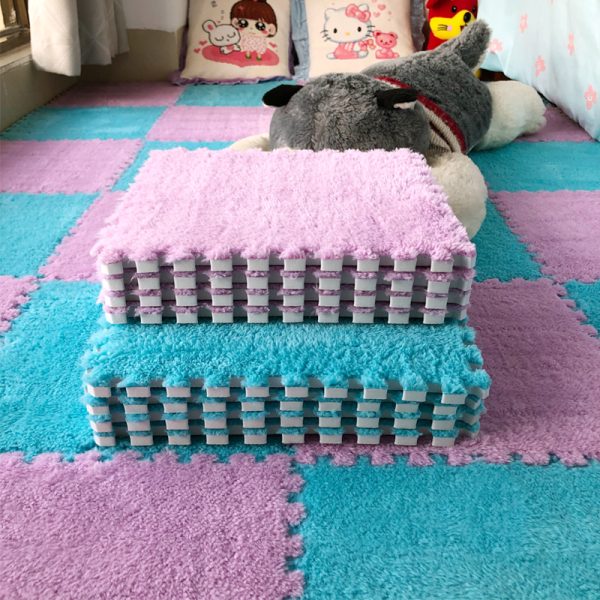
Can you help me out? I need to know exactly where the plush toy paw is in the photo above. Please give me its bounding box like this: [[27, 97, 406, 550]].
[[476, 80, 546, 150], [427, 152, 487, 238], [227, 133, 272, 152], [521, 93, 547, 135]]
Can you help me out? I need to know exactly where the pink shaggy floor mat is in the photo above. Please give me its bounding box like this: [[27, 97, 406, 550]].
[[0, 140, 141, 194], [94, 147, 473, 263], [147, 106, 274, 141], [521, 106, 593, 142], [41, 192, 124, 282], [50, 82, 183, 107], [0, 275, 37, 332]]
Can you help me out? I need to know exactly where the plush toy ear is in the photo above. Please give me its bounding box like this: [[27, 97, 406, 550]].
[[437, 20, 491, 69], [376, 87, 419, 110], [262, 85, 304, 107]]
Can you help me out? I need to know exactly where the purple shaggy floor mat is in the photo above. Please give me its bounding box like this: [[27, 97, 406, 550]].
[[493, 190, 600, 283], [94, 148, 472, 264], [1, 81, 600, 600], [0, 452, 304, 600]]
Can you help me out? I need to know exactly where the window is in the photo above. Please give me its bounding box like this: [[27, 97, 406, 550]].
[[0, 0, 29, 54]]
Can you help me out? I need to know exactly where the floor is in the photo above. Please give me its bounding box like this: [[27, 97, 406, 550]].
[[0, 81, 599, 599]]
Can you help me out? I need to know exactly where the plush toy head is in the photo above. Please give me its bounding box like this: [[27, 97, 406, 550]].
[[425, 0, 478, 50], [364, 19, 491, 153], [264, 74, 430, 154], [264, 20, 492, 155]]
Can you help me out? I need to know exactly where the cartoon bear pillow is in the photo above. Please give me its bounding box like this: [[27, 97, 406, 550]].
[[180, 0, 292, 83], [293, 0, 415, 79]]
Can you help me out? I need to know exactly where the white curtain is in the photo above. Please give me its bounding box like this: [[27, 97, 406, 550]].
[[29, 0, 129, 76]]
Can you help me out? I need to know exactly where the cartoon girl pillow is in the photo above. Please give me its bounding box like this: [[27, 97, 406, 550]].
[[181, 0, 291, 81], [230, 0, 278, 61]]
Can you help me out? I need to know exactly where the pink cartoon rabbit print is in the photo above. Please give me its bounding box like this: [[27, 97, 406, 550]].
[[323, 3, 374, 60]]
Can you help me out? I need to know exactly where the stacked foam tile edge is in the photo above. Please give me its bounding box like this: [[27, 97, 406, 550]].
[[94, 148, 476, 325], [82, 321, 490, 447]]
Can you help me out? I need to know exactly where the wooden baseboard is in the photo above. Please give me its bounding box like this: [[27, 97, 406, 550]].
[[80, 28, 185, 83]]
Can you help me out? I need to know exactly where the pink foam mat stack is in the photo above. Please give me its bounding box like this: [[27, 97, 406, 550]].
[[94, 148, 476, 325], [82, 145, 491, 449]]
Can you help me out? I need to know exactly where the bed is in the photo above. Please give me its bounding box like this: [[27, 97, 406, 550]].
[[479, 0, 600, 140]]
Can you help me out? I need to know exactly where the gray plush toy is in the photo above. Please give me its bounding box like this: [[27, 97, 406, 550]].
[[236, 19, 545, 237], [264, 20, 493, 157]]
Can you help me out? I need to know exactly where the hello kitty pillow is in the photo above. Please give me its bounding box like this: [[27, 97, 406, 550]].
[[293, 0, 415, 79], [180, 0, 292, 83]]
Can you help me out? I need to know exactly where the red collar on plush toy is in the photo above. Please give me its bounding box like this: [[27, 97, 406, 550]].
[[425, 0, 478, 51], [374, 76, 467, 153]]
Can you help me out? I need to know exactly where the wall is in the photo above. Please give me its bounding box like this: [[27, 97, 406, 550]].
[[81, 0, 188, 82], [0, 46, 76, 130], [0, 1, 189, 129], [123, 0, 188, 32]]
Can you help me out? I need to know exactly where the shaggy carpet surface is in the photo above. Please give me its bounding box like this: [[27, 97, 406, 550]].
[[0, 83, 599, 599]]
